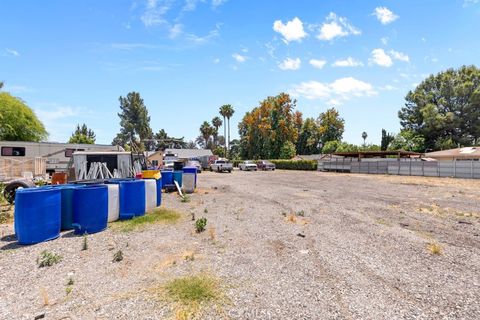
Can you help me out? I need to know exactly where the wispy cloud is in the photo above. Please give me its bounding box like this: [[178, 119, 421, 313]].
[[309, 59, 327, 69], [370, 48, 393, 67], [232, 53, 247, 63], [332, 57, 363, 67], [279, 57, 301, 70], [317, 12, 361, 41], [110, 43, 160, 50], [2, 48, 20, 56], [141, 0, 173, 27], [2, 85, 30, 94]]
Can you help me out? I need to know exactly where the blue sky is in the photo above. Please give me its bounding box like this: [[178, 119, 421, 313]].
[[1, 0, 480, 145]]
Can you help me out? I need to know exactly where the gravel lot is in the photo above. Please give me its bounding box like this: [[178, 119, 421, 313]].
[[1, 170, 479, 319]]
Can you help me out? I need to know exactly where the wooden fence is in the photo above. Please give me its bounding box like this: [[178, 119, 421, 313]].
[[0, 157, 46, 181]]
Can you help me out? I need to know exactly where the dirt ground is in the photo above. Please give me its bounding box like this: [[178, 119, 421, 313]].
[[0, 170, 479, 319]]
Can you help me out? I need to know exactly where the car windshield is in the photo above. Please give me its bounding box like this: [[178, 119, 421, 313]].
[[216, 160, 225, 164], [245, 161, 253, 164]]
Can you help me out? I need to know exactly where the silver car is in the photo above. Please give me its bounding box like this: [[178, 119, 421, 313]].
[[239, 160, 258, 171]]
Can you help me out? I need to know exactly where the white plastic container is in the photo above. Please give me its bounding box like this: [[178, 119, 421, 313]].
[[182, 173, 195, 194], [144, 179, 157, 212], [106, 184, 119, 222]]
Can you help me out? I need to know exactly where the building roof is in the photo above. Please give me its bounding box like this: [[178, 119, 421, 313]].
[[163, 148, 213, 159], [333, 150, 421, 158], [425, 147, 480, 159]]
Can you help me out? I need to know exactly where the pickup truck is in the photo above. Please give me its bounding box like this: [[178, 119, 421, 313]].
[[210, 160, 233, 173]]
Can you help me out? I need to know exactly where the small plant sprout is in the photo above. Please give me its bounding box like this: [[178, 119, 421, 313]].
[[181, 195, 190, 203], [195, 217, 207, 233], [204, 208, 208, 213], [296, 210, 305, 217], [113, 250, 124, 262], [427, 242, 442, 255], [37, 250, 62, 268], [82, 234, 88, 251]]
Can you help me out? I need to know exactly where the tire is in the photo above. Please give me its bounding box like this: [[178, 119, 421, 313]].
[[228, 170, 232, 173], [4, 179, 35, 204]]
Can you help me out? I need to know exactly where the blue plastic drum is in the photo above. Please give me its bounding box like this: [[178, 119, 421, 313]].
[[14, 187, 61, 244], [72, 185, 108, 234], [48, 184, 85, 230], [173, 170, 183, 188], [161, 170, 174, 188], [107, 179, 146, 219]]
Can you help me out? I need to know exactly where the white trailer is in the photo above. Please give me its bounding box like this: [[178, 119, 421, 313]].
[[0, 141, 124, 177]]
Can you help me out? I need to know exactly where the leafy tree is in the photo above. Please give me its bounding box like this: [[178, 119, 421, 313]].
[[322, 140, 340, 154], [0, 81, 3, 89], [112, 92, 152, 150], [199, 121, 214, 149], [0, 92, 47, 142], [381, 129, 395, 151], [229, 139, 241, 159], [336, 142, 359, 152], [296, 117, 320, 155], [388, 130, 425, 152], [279, 141, 296, 159], [68, 123, 96, 144], [211, 116, 223, 146], [399, 65, 480, 150], [318, 108, 345, 143], [361, 131, 368, 146], [219, 104, 235, 156], [238, 93, 298, 159], [153, 129, 187, 150]]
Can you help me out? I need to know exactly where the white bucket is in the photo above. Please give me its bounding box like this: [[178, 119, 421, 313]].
[[107, 184, 119, 222], [182, 173, 195, 194], [144, 179, 157, 212]]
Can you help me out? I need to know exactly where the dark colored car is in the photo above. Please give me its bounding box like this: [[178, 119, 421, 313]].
[[256, 160, 275, 171]]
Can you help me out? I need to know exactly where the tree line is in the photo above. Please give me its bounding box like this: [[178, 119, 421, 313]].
[[1, 65, 479, 157]]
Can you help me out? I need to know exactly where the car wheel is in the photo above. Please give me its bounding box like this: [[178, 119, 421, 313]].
[[228, 169, 232, 173]]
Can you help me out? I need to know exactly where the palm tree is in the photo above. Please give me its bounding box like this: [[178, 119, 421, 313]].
[[219, 104, 234, 158], [199, 121, 214, 149], [211, 116, 223, 146], [362, 131, 368, 147]]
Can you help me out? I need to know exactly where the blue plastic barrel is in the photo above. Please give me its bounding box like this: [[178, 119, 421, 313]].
[[182, 167, 197, 187], [173, 170, 183, 187], [14, 187, 61, 245], [161, 170, 174, 188], [107, 180, 146, 219], [48, 184, 85, 230], [73, 185, 108, 234]]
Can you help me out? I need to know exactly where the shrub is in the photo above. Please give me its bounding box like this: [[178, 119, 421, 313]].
[[165, 275, 220, 304], [269, 160, 317, 171], [37, 250, 62, 268], [113, 250, 124, 262], [195, 217, 207, 233], [112, 208, 182, 232]]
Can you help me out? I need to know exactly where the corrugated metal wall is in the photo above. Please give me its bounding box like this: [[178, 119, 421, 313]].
[[319, 159, 480, 179]]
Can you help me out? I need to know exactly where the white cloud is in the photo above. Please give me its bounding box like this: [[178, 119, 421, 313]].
[[35, 105, 80, 123], [141, 0, 172, 27], [380, 85, 396, 91], [389, 50, 410, 62], [464, 0, 479, 7], [317, 12, 361, 41], [279, 57, 301, 70], [185, 23, 221, 44], [291, 77, 376, 103], [373, 7, 398, 25], [182, 0, 203, 12], [381, 37, 388, 45], [273, 17, 307, 43], [212, 0, 227, 8], [2, 48, 20, 56], [370, 48, 393, 67], [213, 58, 220, 64], [232, 53, 247, 63], [168, 23, 183, 38], [332, 57, 363, 67], [309, 59, 327, 69]]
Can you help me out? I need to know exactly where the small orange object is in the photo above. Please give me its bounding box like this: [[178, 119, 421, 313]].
[[51, 172, 67, 185]]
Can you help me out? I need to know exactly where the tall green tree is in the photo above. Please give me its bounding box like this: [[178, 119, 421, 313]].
[[0, 81, 3, 89], [219, 104, 235, 157], [112, 92, 152, 150], [388, 130, 425, 152], [211, 116, 223, 146], [318, 108, 345, 143], [68, 123, 96, 144], [0, 92, 47, 142], [296, 117, 320, 155], [361, 131, 368, 147], [381, 129, 395, 151], [399, 65, 480, 150], [153, 129, 187, 150], [199, 121, 214, 149], [238, 93, 298, 159]]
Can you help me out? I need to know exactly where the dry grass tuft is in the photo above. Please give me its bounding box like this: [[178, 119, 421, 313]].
[[285, 214, 297, 223], [40, 287, 49, 306], [208, 227, 216, 241], [112, 208, 182, 232], [164, 274, 221, 305], [427, 242, 443, 255]]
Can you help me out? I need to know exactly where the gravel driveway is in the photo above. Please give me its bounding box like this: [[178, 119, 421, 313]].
[[1, 170, 479, 319]]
